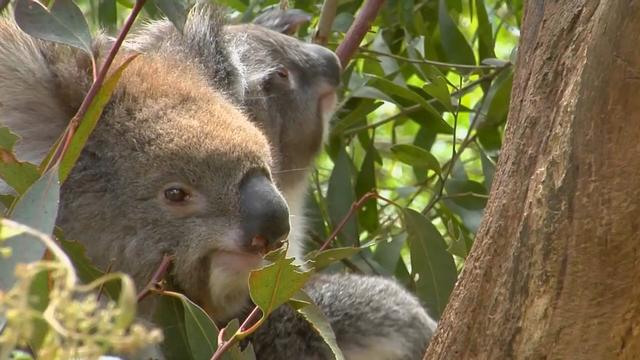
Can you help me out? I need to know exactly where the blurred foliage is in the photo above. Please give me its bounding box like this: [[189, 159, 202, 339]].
[[0, 0, 521, 358]]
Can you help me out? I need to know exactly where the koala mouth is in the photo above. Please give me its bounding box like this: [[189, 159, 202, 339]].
[[211, 250, 263, 272]]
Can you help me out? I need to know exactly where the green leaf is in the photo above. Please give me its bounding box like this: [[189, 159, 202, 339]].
[[98, 0, 117, 31], [327, 148, 358, 246], [57, 234, 121, 299], [0, 0, 9, 13], [391, 144, 441, 174], [153, 290, 220, 360], [478, 68, 513, 128], [0, 167, 59, 292], [438, 0, 476, 66], [305, 247, 362, 270], [59, 54, 138, 183], [155, 0, 194, 33], [373, 233, 406, 275], [249, 256, 313, 318], [404, 209, 457, 318], [291, 291, 345, 360], [355, 140, 379, 233], [366, 75, 444, 122], [0, 127, 40, 194], [332, 99, 382, 136], [445, 179, 488, 210], [475, 0, 495, 60], [14, 0, 93, 56]]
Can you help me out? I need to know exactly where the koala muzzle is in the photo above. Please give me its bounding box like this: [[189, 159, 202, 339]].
[[239, 173, 291, 253]]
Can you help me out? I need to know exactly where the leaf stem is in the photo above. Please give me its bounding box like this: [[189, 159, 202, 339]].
[[43, 0, 146, 173], [136, 254, 174, 302]]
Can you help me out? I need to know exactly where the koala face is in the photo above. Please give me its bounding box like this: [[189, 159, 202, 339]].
[[67, 57, 290, 322], [226, 24, 341, 192], [0, 19, 289, 324]]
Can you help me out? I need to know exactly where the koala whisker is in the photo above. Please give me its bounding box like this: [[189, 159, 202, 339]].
[[271, 167, 309, 174]]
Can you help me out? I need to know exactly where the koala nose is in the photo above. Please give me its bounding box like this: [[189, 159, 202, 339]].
[[239, 173, 290, 253], [308, 44, 341, 87]]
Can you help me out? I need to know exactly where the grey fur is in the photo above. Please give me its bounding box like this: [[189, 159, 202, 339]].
[[251, 274, 437, 360]]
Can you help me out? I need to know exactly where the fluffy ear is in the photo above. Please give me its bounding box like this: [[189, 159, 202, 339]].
[[252, 8, 311, 35], [0, 21, 92, 164]]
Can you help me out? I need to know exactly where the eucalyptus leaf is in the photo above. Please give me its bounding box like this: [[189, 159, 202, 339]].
[[0, 167, 60, 292], [14, 0, 93, 56], [391, 144, 441, 174], [404, 209, 457, 318], [291, 291, 345, 360], [155, 0, 194, 33], [248, 256, 313, 317]]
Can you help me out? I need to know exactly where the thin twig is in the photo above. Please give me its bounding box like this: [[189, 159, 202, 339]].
[[335, 0, 386, 67], [43, 0, 146, 172], [136, 254, 174, 303], [314, 0, 338, 45], [359, 48, 507, 70]]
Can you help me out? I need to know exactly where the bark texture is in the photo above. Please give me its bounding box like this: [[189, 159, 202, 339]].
[[425, 1, 640, 359]]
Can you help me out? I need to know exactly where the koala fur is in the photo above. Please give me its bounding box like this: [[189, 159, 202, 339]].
[[0, 5, 437, 360], [127, 7, 341, 261]]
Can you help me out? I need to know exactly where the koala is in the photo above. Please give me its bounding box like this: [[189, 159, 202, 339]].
[[127, 7, 341, 261], [124, 6, 437, 358], [0, 15, 288, 325], [0, 5, 436, 360]]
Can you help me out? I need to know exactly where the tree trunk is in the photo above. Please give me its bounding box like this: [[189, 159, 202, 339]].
[[425, 1, 640, 359]]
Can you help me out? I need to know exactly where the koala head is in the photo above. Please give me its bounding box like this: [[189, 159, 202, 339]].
[[226, 22, 341, 193], [0, 21, 289, 324]]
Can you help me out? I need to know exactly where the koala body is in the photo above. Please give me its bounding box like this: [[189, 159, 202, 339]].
[[0, 5, 436, 359]]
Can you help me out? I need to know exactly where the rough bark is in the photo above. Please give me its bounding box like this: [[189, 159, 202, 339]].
[[425, 1, 640, 359]]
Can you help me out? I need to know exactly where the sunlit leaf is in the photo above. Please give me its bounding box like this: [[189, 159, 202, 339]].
[[306, 247, 362, 270], [391, 144, 441, 174], [59, 54, 138, 182], [249, 254, 313, 318]]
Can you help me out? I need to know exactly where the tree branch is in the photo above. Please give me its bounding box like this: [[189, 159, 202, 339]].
[[335, 0, 385, 67]]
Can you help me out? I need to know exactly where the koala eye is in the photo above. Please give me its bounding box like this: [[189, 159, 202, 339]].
[[276, 67, 289, 78], [164, 187, 190, 202]]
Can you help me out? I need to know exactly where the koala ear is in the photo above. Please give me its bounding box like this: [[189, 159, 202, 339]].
[[252, 9, 311, 35]]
